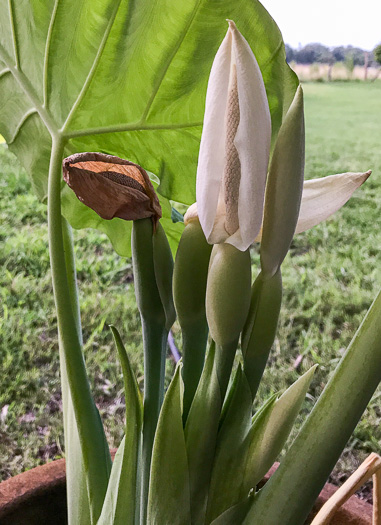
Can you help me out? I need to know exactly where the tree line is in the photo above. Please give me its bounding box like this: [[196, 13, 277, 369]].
[[286, 43, 381, 67]]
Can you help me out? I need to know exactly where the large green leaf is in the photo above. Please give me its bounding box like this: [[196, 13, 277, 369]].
[[0, 0, 297, 255]]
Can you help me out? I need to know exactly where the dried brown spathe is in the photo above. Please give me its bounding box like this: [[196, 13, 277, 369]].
[[63, 152, 162, 225]]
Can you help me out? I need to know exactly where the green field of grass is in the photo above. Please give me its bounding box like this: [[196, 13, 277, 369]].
[[0, 82, 380, 492]]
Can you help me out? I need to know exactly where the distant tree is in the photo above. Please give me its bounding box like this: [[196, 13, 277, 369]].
[[344, 54, 355, 78], [332, 47, 345, 62], [372, 44, 381, 81], [350, 47, 366, 66], [295, 43, 331, 64], [375, 44, 381, 65], [285, 43, 295, 63]]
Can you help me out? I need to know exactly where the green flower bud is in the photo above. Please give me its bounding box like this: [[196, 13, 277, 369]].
[[173, 219, 212, 327], [260, 85, 305, 278], [206, 243, 251, 346]]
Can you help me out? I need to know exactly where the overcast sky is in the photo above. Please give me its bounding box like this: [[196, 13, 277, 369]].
[[259, 0, 381, 50]]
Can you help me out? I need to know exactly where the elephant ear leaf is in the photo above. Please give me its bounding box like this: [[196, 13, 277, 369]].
[[0, 0, 297, 255]]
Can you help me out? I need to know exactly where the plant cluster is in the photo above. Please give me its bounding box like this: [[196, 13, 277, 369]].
[[0, 2, 380, 525]]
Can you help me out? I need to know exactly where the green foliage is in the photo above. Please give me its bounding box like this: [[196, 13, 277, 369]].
[[148, 366, 191, 525], [97, 326, 142, 525], [1, 82, 380, 489], [260, 86, 305, 277], [0, 0, 380, 514], [247, 290, 381, 525], [185, 343, 222, 524], [207, 367, 316, 522], [374, 44, 381, 65], [344, 54, 355, 77], [0, 0, 297, 256], [288, 43, 368, 66]]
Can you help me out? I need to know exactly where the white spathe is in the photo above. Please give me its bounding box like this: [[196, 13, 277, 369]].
[[185, 170, 372, 241], [293, 171, 372, 235], [196, 20, 271, 252]]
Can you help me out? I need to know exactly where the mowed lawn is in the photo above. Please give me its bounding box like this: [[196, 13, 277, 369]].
[[0, 82, 380, 489]]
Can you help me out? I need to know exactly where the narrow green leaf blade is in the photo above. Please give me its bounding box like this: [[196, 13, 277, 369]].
[[60, 360, 91, 525], [210, 494, 254, 525], [206, 366, 253, 522], [185, 342, 222, 524], [245, 289, 381, 525], [242, 365, 317, 491], [147, 365, 191, 525], [97, 326, 143, 525]]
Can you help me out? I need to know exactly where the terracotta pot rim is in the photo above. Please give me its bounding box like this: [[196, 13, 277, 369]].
[[0, 459, 373, 524]]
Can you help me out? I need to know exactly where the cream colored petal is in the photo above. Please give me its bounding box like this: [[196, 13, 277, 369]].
[[184, 201, 229, 244], [196, 28, 232, 243], [230, 20, 271, 250], [254, 170, 371, 242], [184, 202, 199, 225], [295, 170, 371, 234]]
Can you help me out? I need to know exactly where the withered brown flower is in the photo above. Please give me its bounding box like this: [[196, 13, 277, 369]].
[[62, 152, 162, 226]]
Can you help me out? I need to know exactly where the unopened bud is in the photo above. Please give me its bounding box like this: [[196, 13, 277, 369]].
[[206, 243, 251, 346]]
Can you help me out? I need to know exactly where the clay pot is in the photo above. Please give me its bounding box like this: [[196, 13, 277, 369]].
[[0, 459, 66, 525], [0, 460, 373, 524]]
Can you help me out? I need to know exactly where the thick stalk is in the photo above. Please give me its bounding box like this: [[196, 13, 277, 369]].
[[173, 220, 212, 421], [248, 288, 381, 525], [132, 219, 168, 525], [61, 218, 91, 525], [140, 320, 168, 525], [48, 136, 111, 524]]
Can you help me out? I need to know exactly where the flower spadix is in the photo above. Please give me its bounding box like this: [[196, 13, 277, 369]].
[[195, 20, 271, 252]]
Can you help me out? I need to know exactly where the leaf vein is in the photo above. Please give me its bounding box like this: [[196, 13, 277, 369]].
[[65, 120, 203, 139], [0, 43, 58, 136], [43, 0, 60, 107], [7, 108, 38, 144], [140, 0, 203, 122], [0, 68, 11, 79], [61, 0, 123, 133], [8, 0, 19, 69], [261, 39, 283, 71]]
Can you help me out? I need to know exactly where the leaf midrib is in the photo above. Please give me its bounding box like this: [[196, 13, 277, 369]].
[[1, 0, 205, 144]]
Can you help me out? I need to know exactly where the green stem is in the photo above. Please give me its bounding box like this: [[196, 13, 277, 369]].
[[61, 218, 91, 525], [131, 219, 168, 525], [140, 320, 168, 525], [181, 321, 209, 421], [249, 288, 381, 525], [48, 136, 111, 524], [215, 339, 239, 403], [242, 270, 282, 401]]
